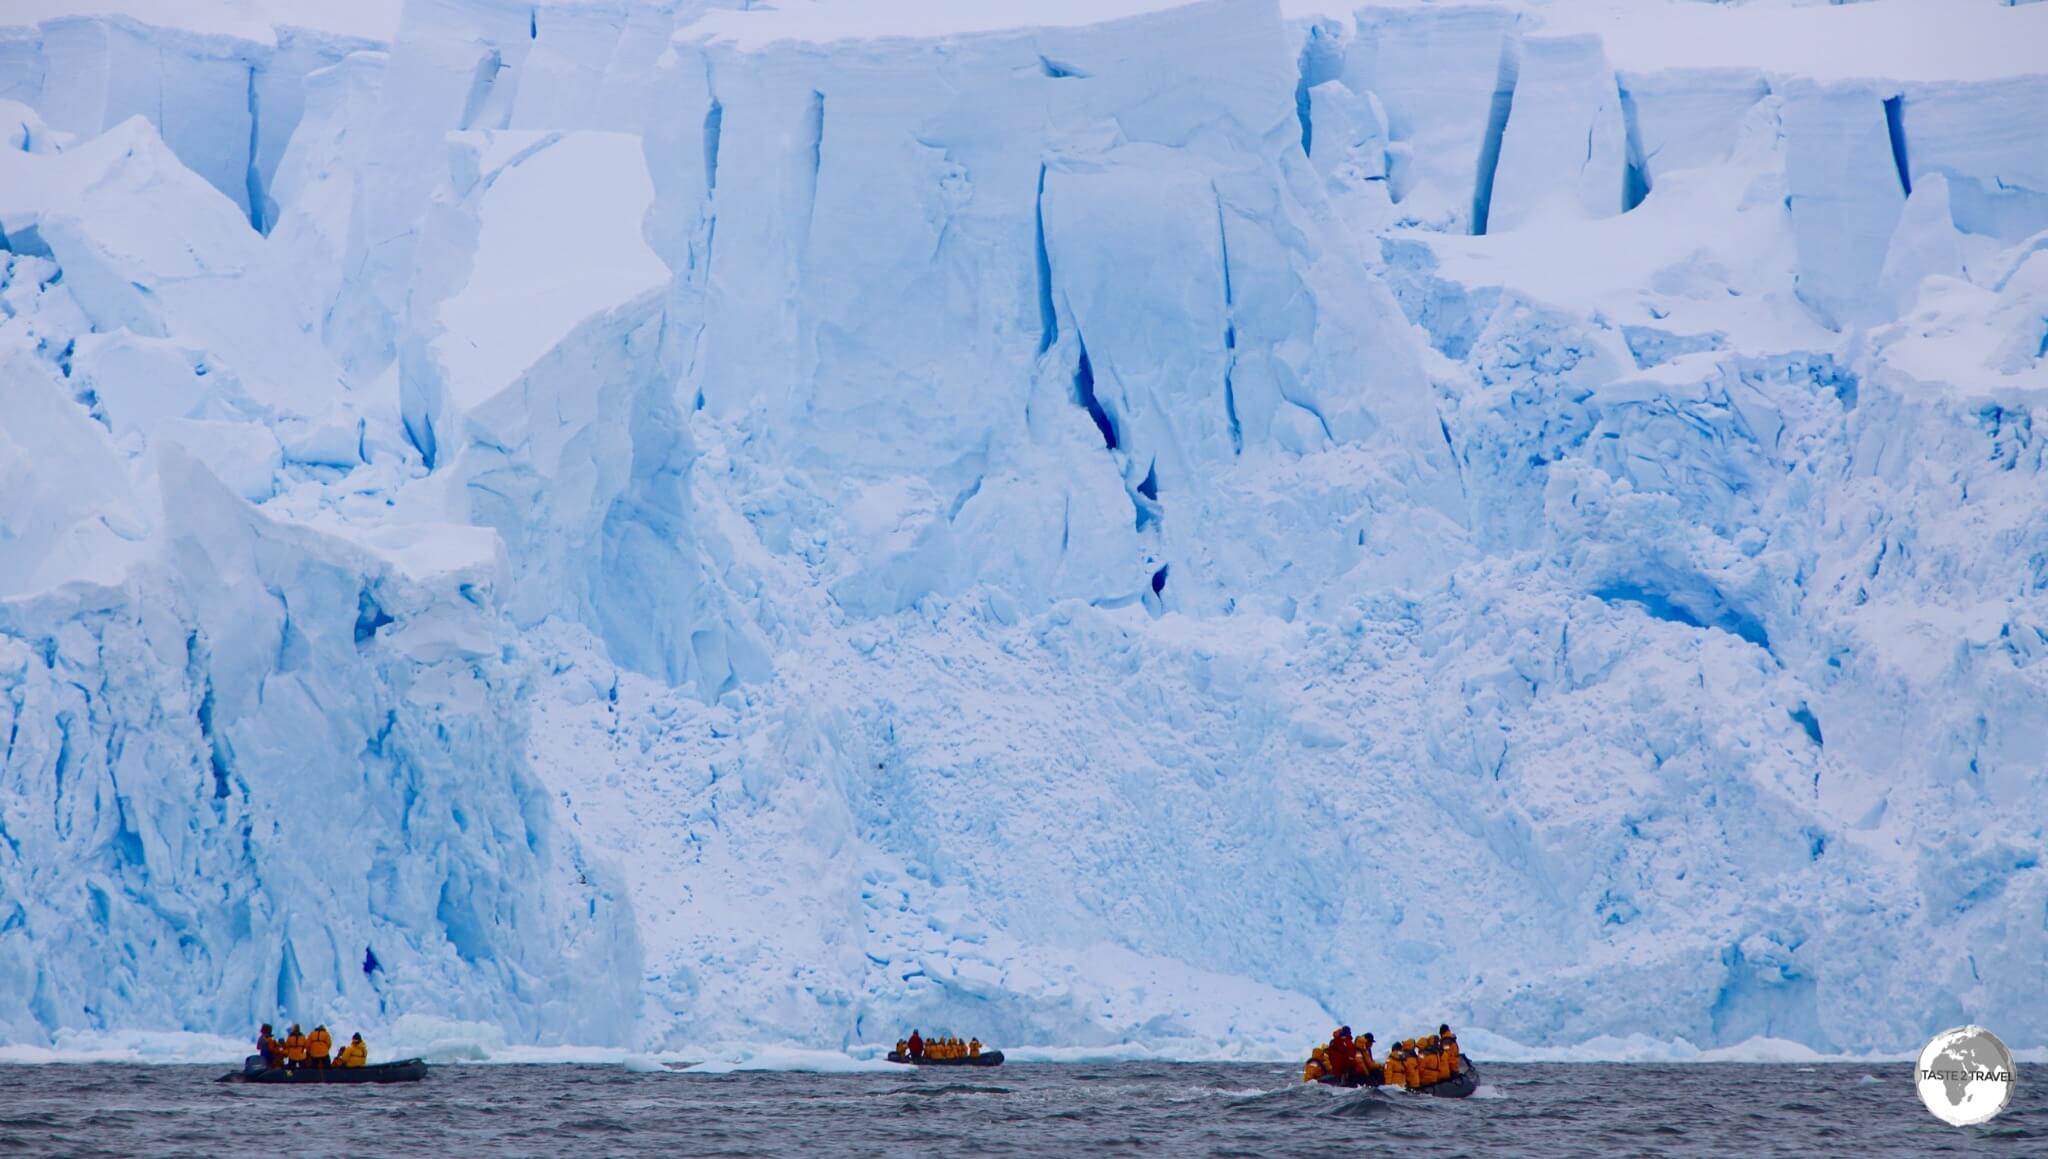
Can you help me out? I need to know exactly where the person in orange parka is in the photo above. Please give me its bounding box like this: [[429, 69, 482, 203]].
[[1303, 1045, 1330, 1083], [1390, 1040, 1417, 1088], [306, 1025, 333, 1069], [1428, 1037, 1450, 1085], [1355, 1033, 1380, 1084], [255, 1024, 282, 1067]]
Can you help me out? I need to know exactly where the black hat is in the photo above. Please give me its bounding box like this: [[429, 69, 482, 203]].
[[1439, 1024, 1451, 1035], [260, 1023, 272, 1033], [1362, 1033, 1374, 1042], [1338, 1026, 1351, 1036]]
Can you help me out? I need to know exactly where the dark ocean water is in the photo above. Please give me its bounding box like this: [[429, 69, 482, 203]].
[[0, 1060, 2036, 1157]]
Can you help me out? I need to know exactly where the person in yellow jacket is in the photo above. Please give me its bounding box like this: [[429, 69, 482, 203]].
[[1438, 1024, 1460, 1073], [281, 1024, 308, 1068], [307, 1025, 333, 1069], [968, 1038, 982, 1058], [336, 1033, 369, 1068]]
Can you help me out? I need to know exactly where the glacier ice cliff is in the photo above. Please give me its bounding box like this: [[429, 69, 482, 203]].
[[0, 0, 2044, 1056]]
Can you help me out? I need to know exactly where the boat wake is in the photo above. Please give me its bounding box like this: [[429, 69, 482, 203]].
[[1323, 1094, 1401, 1119]]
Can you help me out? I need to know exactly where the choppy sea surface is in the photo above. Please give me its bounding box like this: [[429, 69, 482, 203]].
[[0, 1061, 2036, 1157]]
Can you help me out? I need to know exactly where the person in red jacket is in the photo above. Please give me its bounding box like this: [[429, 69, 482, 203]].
[[1325, 1027, 1361, 1080], [907, 1030, 924, 1059]]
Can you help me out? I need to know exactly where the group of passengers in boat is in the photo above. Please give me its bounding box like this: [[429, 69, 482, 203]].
[[1302, 1023, 1459, 1088], [255, 1022, 371, 1069], [896, 1029, 982, 1059]]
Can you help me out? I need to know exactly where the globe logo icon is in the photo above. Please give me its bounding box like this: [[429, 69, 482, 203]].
[[1915, 1026, 2017, 1127]]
